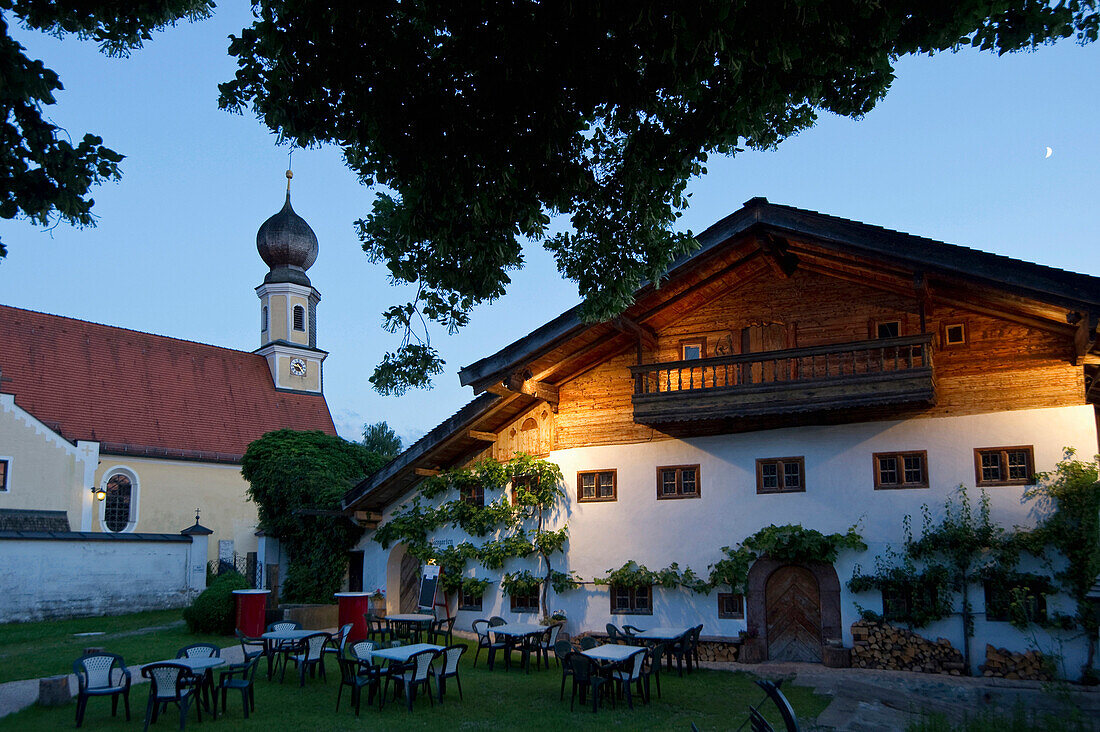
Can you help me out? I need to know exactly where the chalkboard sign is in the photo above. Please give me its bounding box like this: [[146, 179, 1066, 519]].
[[418, 565, 440, 611]]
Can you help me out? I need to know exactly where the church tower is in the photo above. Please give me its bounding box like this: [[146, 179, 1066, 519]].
[[254, 171, 327, 393]]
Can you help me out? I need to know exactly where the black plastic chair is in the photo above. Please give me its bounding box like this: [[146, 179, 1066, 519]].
[[488, 616, 506, 626], [429, 616, 456, 646], [567, 654, 608, 713], [667, 631, 691, 677], [541, 623, 564, 667], [323, 623, 354, 666], [472, 619, 506, 668], [606, 623, 626, 644], [284, 632, 330, 686], [235, 630, 265, 662], [383, 648, 439, 711], [579, 635, 598, 650], [555, 642, 575, 701], [622, 624, 644, 638], [141, 662, 202, 732], [216, 654, 260, 720], [364, 613, 389, 642], [611, 647, 647, 709], [689, 624, 704, 671], [519, 631, 543, 673], [335, 656, 380, 717], [73, 652, 131, 728], [640, 641, 665, 701]]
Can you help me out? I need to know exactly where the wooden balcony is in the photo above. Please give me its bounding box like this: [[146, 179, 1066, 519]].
[[630, 335, 936, 428]]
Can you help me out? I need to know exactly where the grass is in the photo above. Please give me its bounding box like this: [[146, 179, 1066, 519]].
[[0, 638, 829, 731], [0, 610, 229, 685]]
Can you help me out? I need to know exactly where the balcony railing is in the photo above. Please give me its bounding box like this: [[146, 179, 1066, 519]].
[[629, 335, 936, 425]]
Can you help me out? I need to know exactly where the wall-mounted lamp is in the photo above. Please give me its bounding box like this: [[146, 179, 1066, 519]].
[[91, 486, 106, 501]]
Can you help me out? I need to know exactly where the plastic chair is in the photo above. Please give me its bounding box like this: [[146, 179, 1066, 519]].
[[324, 623, 353, 665], [364, 613, 390, 642], [175, 643, 220, 659], [235, 630, 265, 662], [567, 654, 608, 713], [579, 635, 598, 650], [540, 623, 563, 667], [488, 616, 506, 626], [429, 616, 456, 646], [622, 624, 644, 638], [640, 641, 665, 701], [755, 679, 800, 732], [73, 652, 131, 728], [667, 631, 691, 677], [266, 621, 302, 678], [611, 648, 647, 709], [284, 632, 330, 686], [384, 648, 438, 711], [606, 623, 626, 644], [216, 654, 260, 719], [430, 644, 466, 702], [141, 662, 202, 732], [689, 624, 704, 671], [336, 656, 379, 717], [519, 630, 543, 673], [472, 619, 506, 668], [555, 642, 574, 701]]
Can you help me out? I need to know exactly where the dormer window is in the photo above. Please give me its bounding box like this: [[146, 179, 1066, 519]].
[[292, 305, 305, 331], [261, 306, 269, 332]]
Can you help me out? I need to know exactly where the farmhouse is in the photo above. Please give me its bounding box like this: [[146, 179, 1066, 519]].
[[0, 187, 336, 618], [344, 198, 1100, 673]]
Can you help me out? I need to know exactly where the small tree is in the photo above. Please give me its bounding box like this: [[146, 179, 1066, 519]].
[[361, 421, 403, 461], [241, 430, 385, 602]]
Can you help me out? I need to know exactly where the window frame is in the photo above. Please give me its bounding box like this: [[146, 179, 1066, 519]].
[[974, 446, 1034, 487], [577, 469, 617, 503], [656, 464, 700, 500], [610, 584, 653, 615], [292, 304, 306, 332], [511, 474, 538, 506], [941, 321, 968, 348], [509, 587, 539, 614], [0, 457, 10, 492], [679, 338, 707, 360], [983, 579, 1047, 624], [460, 483, 485, 508], [755, 457, 806, 494], [717, 592, 744, 620], [872, 450, 929, 490], [458, 586, 484, 612], [99, 467, 139, 533], [874, 320, 902, 339]]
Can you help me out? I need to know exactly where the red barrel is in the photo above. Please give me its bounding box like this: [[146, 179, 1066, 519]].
[[233, 589, 270, 637], [335, 592, 372, 642]]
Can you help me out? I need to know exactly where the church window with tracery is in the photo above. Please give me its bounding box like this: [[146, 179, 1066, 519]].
[[103, 473, 133, 532]]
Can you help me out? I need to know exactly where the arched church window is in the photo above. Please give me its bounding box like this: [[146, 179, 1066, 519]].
[[103, 473, 133, 532], [293, 305, 305, 331], [261, 306, 269, 331]]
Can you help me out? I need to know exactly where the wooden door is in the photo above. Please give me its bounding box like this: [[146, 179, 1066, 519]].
[[347, 551, 364, 593], [399, 553, 420, 613], [741, 324, 787, 383], [765, 565, 822, 662]]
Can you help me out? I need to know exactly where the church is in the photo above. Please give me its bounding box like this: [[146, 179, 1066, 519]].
[[0, 181, 337, 589], [345, 198, 1100, 676]]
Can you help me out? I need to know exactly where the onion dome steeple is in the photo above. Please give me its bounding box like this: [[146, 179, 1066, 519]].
[[256, 170, 318, 287]]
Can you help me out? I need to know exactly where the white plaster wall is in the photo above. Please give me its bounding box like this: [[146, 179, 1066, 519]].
[[356, 405, 1098, 674], [0, 537, 198, 622]]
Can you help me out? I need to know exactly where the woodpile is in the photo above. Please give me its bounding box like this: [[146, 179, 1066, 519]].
[[696, 640, 738, 663], [850, 620, 964, 675], [980, 644, 1051, 681]]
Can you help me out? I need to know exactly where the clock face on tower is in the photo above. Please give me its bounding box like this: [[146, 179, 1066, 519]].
[[290, 358, 307, 376]]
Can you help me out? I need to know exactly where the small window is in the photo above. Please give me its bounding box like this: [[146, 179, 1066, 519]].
[[882, 581, 941, 624], [680, 338, 706, 360], [103, 473, 133, 532], [458, 586, 484, 611], [261, 306, 269, 332], [873, 451, 929, 489], [943, 322, 967, 347], [0, 458, 9, 491], [509, 587, 539, 613], [511, 474, 538, 506], [975, 446, 1034, 486], [875, 321, 901, 339], [984, 580, 1047, 624], [756, 457, 805, 494], [656, 465, 700, 500], [717, 593, 744, 619], [610, 585, 652, 615], [460, 483, 485, 508], [292, 305, 306, 331], [578, 470, 616, 503]]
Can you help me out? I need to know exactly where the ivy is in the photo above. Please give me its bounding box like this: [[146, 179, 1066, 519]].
[[501, 569, 542, 596], [706, 545, 756, 594], [460, 577, 491, 598], [478, 532, 535, 570], [549, 569, 581, 594], [743, 523, 867, 564]]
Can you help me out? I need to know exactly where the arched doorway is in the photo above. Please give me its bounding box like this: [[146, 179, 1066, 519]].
[[765, 566, 822, 662], [385, 544, 422, 614], [745, 558, 842, 663]]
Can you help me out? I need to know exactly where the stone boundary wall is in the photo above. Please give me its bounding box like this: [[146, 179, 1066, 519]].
[[850, 620, 965, 675], [0, 533, 200, 622], [980, 644, 1052, 681]]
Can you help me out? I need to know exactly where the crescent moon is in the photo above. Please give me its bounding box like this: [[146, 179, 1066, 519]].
[[1045, 146, 1053, 159]]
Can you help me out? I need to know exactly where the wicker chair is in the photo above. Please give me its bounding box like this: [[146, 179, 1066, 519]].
[[73, 652, 131, 728]]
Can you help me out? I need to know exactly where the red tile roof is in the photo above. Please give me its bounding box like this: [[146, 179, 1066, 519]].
[[0, 305, 336, 460]]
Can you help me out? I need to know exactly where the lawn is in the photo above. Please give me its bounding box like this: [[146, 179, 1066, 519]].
[[0, 610, 229, 685], [0, 637, 829, 731]]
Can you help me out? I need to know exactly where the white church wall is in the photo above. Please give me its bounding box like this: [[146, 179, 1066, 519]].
[[355, 404, 1097, 675], [0, 534, 200, 622]]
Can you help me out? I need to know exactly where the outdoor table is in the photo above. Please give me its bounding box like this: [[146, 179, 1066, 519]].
[[488, 623, 544, 671], [371, 642, 444, 665], [581, 644, 645, 663], [386, 613, 435, 644], [260, 629, 318, 680], [631, 627, 691, 670], [146, 657, 226, 715]]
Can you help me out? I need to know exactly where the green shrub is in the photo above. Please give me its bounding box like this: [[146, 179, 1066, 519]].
[[182, 572, 250, 634]]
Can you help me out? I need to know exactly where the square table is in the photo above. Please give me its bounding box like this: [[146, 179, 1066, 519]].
[[630, 627, 692, 670], [386, 614, 436, 644], [581, 644, 645, 663], [371, 643, 444, 664]]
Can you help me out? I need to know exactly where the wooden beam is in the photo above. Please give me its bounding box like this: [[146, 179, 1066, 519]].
[[612, 315, 658, 350], [353, 510, 382, 528], [756, 234, 799, 278], [636, 250, 762, 322], [1072, 313, 1095, 365], [504, 373, 560, 411], [467, 430, 498, 442], [414, 468, 441, 477], [485, 383, 511, 397]]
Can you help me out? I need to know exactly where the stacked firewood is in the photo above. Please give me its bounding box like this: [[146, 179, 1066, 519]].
[[980, 644, 1051, 680], [695, 640, 738, 663], [850, 620, 965, 674]]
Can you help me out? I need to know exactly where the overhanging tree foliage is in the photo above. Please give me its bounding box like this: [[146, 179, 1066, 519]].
[[0, 0, 213, 254], [218, 1, 1097, 393], [241, 429, 385, 603]]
